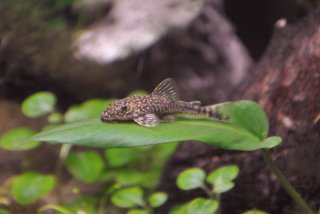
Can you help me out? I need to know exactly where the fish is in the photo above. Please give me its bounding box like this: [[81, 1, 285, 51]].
[[101, 78, 220, 127]]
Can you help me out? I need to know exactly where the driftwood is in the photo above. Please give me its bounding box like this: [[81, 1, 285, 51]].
[[158, 8, 320, 214]]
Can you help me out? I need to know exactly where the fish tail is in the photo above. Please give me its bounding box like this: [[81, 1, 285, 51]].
[[178, 101, 220, 119], [198, 106, 221, 119], [188, 101, 222, 119]]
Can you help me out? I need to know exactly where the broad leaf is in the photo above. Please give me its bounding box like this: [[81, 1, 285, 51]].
[[217, 101, 268, 140], [23, 101, 281, 151]]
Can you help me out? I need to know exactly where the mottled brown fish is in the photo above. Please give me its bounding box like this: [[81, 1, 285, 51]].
[[101, 78, 219, 127]]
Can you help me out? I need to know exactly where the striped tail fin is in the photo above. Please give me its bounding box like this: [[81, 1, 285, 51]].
[[198, 106, 222, 119], [189, 101, 222, 119]]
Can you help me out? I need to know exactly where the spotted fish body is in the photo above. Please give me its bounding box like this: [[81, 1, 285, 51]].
[[101, 78, 218, 127]]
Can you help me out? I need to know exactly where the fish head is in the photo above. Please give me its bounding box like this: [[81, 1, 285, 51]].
[[101, 97, 143, 121]]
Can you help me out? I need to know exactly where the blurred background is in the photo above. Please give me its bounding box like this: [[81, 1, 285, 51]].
[[0, 0, 319, 213]]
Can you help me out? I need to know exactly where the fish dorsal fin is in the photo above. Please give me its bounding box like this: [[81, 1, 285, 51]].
[[151, 78, 180, 100]]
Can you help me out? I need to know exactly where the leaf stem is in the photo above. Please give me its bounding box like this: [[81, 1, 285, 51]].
[[200, 185, 216, 200], [54, 144, 72, 202], [261, 149, 314, 214]]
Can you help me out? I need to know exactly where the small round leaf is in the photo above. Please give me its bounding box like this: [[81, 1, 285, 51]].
[[263, 136, 282, 148], [47, 112, 63, 124], [64, 99, 113, 122], [207, 165, 239, 194], [115, 170, 144, 186], [188, 198, 219, 214], [177, 168, 206, 190], [11, 172, 56, 205], [212, 181, 234, 194], [148, 192, 168, 208], [62, 196, 98, 214], [169, 204, 189, 214], [111, 186, 144, 208], [105, 148, 140, 167], [243, 210, 268, 214], [65, 152, 104, 183], [0, 128, 39, 150], [39, 204, 73, 214], [127, 209, 149, 214], [0, 209, 9, 214], [21, 92, 56, 118]]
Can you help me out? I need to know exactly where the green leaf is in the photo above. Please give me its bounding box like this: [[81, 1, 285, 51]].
[[148, 192, 168, 208], [64, 99, 113, 122], [11, 172, 56, 205], [217, 100, 268, 140], [47, 112, 63, 124], [127, 209, 149, 214], [188, 198, 219, 214], [21, 92, 56, 118], [243, 209, 268, 214], [23, 101, 280, 151], [206, 165, 239, 194], [105, 148, 140, 167], [115, 169, 144, 186], [62, 196, 99, 214], [169, 204, 189, 214], [0, 128, 39, 150], [65, 152, 104, 183], [111, 186, 145, 208], [138, 169, 161, 188], [39, 204, 73, 214], [177, 168, 206, 190], [0, 209, 9, 214], [263, 136, 282, 148]]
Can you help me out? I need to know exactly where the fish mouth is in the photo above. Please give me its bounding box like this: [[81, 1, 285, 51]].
[[101, 112, 112, 122]]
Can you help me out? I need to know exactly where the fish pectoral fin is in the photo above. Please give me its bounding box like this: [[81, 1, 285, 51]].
[[133, 114, 160, 127], [151, 78, 180, 100]]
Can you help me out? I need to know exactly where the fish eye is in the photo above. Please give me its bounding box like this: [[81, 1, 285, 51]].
[[120, 104, 127, 111]]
